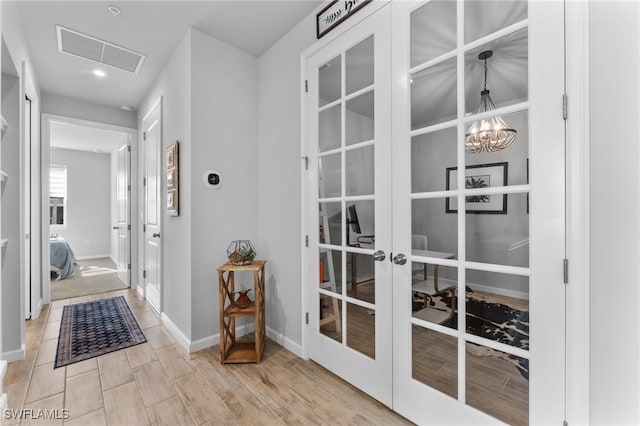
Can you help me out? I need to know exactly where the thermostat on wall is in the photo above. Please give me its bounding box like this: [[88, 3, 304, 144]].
[[204, 170, 222, 189]]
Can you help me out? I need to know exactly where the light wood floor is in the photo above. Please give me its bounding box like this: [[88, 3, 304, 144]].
[[3, 288, 409, 426], [321, 281, 528, 426]]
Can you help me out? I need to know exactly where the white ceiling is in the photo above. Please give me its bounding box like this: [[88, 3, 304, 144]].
[[14, 1, 321, 111], [50, 121, 128, 153]]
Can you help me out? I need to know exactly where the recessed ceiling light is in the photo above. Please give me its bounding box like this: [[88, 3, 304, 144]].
[[92, 69, 107, 78], [108, 6, 121, 16], [120, 105, 133, 111]]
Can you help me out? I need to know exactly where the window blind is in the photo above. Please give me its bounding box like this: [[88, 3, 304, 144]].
[[50, 165, 67, 198]]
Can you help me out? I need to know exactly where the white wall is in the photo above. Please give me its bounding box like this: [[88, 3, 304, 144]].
[[190, 29, 258, 343], [138, 31, 192, 339], [589, 1, 640, 423], [49, 148, 111, 258], [257, 12, 317, 350], [42, 93, 136, 130]]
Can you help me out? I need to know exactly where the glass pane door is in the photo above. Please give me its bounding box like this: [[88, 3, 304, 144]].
[[306, 6, 393, 405], [392, 1, 565, 424]]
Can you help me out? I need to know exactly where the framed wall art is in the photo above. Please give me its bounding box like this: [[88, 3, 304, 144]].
[[166, 142, 179, 216], [445, 162, 508, 214]]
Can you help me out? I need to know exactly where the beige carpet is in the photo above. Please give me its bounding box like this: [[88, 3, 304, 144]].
[[51, 257, 127, 300]]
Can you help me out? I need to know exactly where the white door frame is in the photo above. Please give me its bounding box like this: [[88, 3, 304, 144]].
[[40, 113, 137, 304], [140, 97, 162, 312], [300, 0, 590, 422]]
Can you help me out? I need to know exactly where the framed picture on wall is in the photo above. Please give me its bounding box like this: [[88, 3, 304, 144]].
[[445, 162, 508, 214], [166, 142, 179, 216]]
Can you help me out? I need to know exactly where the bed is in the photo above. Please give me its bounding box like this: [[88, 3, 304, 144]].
[[50, 237, 77, 280]]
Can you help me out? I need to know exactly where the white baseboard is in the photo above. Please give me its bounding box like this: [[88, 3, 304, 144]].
[[189, 323, 255, 353], [160, 313, 191, 354], [76, 254, 112, 261], [266, 327, 303, 357], [3, 345, 25, 363], [136, 285, 144, 298], [0, 393, 6, 412]]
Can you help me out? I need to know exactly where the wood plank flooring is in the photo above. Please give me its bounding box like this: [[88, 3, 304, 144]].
[[3, 289, 409, 426]]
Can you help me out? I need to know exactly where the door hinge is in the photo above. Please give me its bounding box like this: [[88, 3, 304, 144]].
[[143, 270, 146, 279], [127, 224, 131, 231], [305, 312, 309, 325], [143, 177, 146, 186], [302, 156, 309, 170], [562, 94, 568, 120], [127, 145, 131, 152], [127, 184, 131, 191], [305, 80, 308, 93], [305, 235, 309, 247], [563, 258, 569, 284], [143, 224, 146, 233], [563, 421, 568, 426], [143, 132, 147, 141], [127, 263, 131, 270]]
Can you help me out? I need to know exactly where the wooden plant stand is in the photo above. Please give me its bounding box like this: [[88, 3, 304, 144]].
[[217, 260, 266, 364]]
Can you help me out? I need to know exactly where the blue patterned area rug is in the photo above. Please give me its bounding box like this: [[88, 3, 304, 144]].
[[54, 296, 146, 368]]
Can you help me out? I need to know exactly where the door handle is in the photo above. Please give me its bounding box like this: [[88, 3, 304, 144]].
[[373, 250, 386, 262], [392, 253, 407, 265], [152, 232, 160, 238]]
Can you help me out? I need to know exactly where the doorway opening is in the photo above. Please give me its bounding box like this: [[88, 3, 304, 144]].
[[42, 115, 136, 303]]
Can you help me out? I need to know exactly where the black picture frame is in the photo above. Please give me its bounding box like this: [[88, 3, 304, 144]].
[[445, 162, 508, 214]]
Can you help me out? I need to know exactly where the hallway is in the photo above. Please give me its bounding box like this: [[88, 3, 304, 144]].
[[3, 289, 407, 425]]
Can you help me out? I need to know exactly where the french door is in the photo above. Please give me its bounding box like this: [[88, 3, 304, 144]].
[[305, 1, 565, 424], [305, 6, 393, 404]]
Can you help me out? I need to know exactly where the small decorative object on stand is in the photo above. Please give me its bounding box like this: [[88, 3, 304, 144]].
[[226, 240, 256, 265], [234, 289, 252, 308]]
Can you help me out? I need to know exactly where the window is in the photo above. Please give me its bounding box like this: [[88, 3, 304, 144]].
[[50, 165, 67, 226]]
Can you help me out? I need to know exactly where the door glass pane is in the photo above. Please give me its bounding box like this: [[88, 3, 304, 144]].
[[346, 91, 374, 146], [465, 110, 529, 186], [464, 29, 528, 117], [412, 127, 456, 193], [347, 302, 375, 359], [466, 342, 528, 425], [464, 270, 529, 349], [320, 249, 342, 296], [411, 57, 457, 130], [413, 326, 457, 399], [464, 0, 528, 43], [412, 198, 458, 256], [412, 264, 457, 329], [319, 104, 342, 153], [345, 146, 374, 196], [319, 293, 342, 343], [348, 252, 375, 304], [319, 55, 341, 106], [318, 153, 341, 198], [465, 192, 529, 268], [346, 36, 374, 95], [319, 202, 341, 246], [411, 0, 456, 67]]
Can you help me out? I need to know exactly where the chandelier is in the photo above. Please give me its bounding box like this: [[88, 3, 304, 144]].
[[465, 50, 517, 153]]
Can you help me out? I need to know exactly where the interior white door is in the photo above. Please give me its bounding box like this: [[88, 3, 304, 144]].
[[143, 103, 161, 312], [391, 1, 565, 424], [115, 142, 130, 285], [305, 6, 393, 405], [23, 95, 31, 319]]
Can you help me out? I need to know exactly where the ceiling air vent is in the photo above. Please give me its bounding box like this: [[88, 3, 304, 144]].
[[56, 25, 145, 74]]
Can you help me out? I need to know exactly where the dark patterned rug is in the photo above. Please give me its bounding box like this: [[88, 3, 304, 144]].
[[414, 290, 530, 380], [54, 296, 146, 368]]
